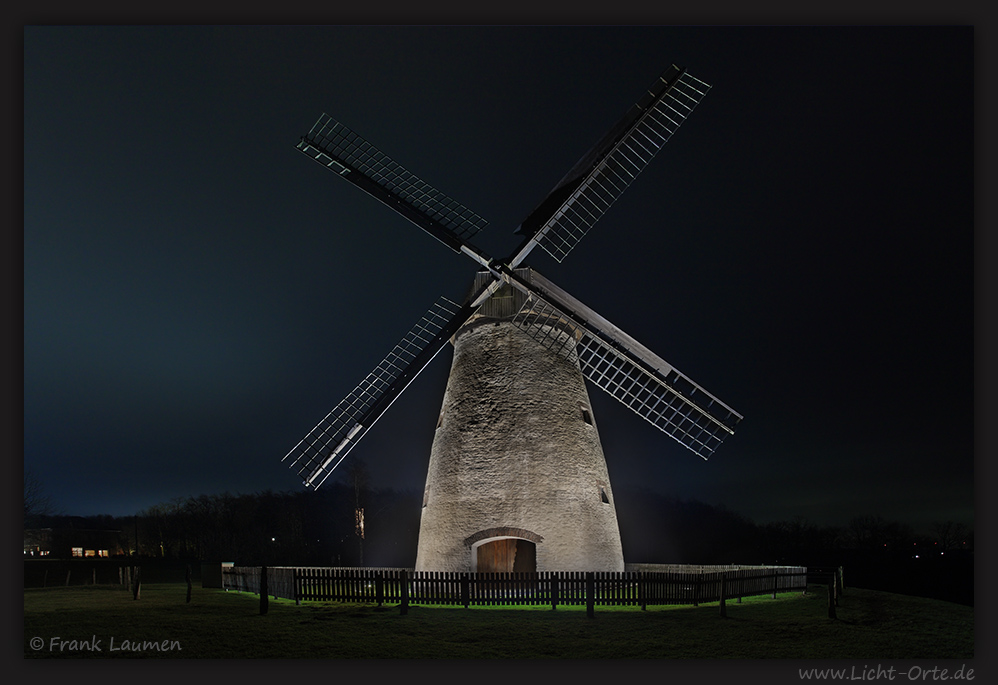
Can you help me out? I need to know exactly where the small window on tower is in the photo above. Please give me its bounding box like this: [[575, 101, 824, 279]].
[[581, 406, 593, 426], [436, 412, 444, 430], [600, 487, 610, 504]]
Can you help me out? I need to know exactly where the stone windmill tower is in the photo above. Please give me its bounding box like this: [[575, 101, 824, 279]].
[[416, 269, 624, 572], [283, 64, 743, 573]]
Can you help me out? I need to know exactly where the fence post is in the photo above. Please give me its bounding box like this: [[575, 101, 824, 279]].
[[376, 571, 385, 607], [836, 566, 844, 597], [719, 572, 727, 618], [638, 571, 646, 611], [400, 570, 409, 615], [772, 567, 778, 599], [461, 573, 470, 609], [260, 566, 269, 615], [586, 572, 595, 618], [551, 573, 559, 610], [132, 567, 141, 600]]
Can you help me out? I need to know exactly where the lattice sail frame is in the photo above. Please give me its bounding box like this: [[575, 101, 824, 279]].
[[513, 70, 711, 266], [576, 332, 736, 459], [283, 296, 468, 488], [509, 287, 740, 459], [298, 114, 488, 248]]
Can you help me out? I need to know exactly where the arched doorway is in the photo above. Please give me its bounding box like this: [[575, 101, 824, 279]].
[[474, 538, 537, 573]]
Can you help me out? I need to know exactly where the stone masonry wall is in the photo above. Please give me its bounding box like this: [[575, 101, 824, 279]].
[[414, 318, 624, 572]]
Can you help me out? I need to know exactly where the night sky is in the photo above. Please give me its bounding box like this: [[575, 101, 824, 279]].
[[23, 26, 975, 536]]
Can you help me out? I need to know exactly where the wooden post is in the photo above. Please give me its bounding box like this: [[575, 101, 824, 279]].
[[827, 575, 837, 619], [186, 564, 192, 604], [461, 573, 470, 609], [132, 567, 141, 600], [294, 568, 300, 606], [400, 570, 409, 615], [836, 566, 844, 597], [376, 571, 385, 607], [719, 572, 727, 618], [586, 572, 595, 618], [772, 567, 778, 599], [65, 569, 71, 586], [551, 573, 559, 610], [260, 566, 269, 615], [638, 571, 646, 611], [42, 569, 48, 588]]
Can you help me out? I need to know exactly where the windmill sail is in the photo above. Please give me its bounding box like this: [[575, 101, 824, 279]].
[[574, 326, 740, 459], [509, 67, 710, 267], [283, 296, 475, 488], [505, 269, 741, 459], [286, 61, 742, 497], [297, 114, 488, 252]]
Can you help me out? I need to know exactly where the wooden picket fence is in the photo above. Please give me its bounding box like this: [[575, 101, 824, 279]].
[[222, 564, 808, 611]]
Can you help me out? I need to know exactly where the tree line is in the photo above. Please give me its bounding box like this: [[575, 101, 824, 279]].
[[26, 480, 972, 569], [26, 462, 974, 605]]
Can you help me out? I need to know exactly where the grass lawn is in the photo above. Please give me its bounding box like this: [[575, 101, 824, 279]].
[[23, 582, 973, 659]]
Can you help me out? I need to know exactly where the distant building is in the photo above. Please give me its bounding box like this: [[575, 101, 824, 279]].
[[23, 528, 125, 558]]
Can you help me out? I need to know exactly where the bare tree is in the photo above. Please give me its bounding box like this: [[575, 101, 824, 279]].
[[932, 520, 970, 551], [847, 515, 886, 549], [23, 469, 53, 525]]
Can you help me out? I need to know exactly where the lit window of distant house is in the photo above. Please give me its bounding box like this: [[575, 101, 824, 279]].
[[97, 550, 109, 557], [71, 547, 83, 557], [84, 549, 96, 557]]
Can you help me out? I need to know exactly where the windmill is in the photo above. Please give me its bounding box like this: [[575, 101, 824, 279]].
[[283, 64, 743, 573]]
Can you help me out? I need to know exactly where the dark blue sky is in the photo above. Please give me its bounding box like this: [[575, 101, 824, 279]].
[[23, 26, 975, 533]]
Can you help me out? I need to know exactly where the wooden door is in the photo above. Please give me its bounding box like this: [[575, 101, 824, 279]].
[[476, 538, 536, 573]]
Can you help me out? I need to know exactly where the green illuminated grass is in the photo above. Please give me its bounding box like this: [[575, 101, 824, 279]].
[[23, 583, 972, 659]]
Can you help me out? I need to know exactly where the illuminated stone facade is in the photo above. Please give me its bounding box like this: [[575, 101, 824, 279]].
[[415, 277, 624, 573]]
